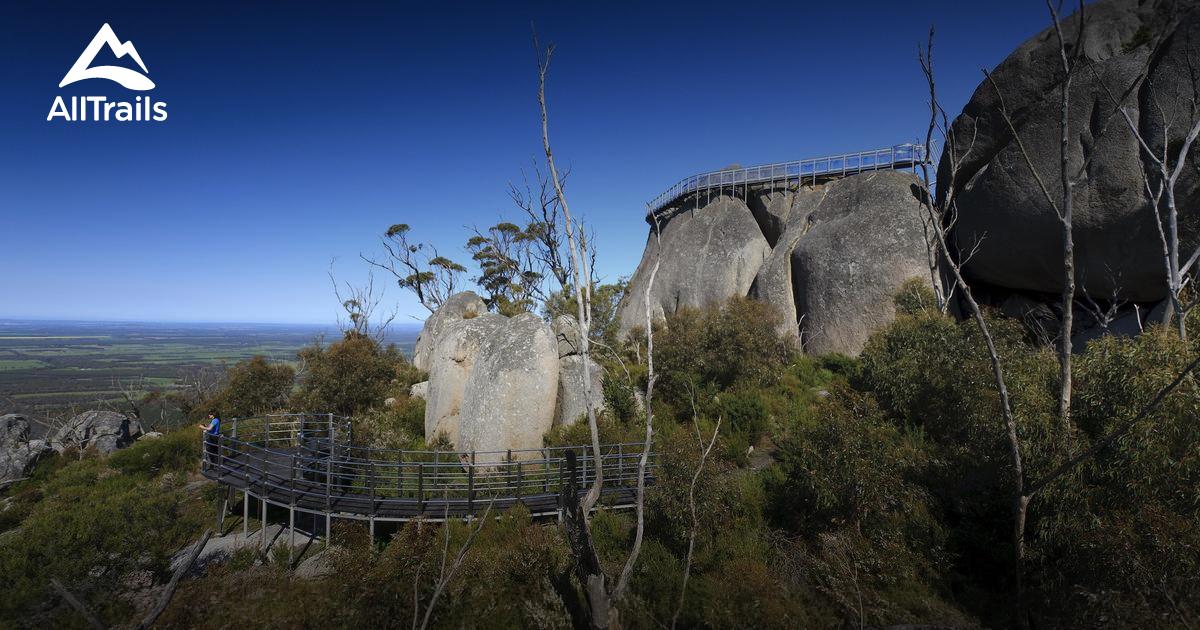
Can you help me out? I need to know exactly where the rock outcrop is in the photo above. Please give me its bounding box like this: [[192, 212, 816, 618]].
[[940, 0, 1200, 302], [618, 193, 771, 336], [789, 172, 931, 355], [411, 291, 488, 370], [52, 410, 142, 455], [619, 171, 933, 355], [0, 414, 52, 485], [415, 298, 608, 455]]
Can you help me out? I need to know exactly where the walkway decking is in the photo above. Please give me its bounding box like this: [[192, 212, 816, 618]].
[[202, 414, 654, 528], [647, 142, 929, 215]]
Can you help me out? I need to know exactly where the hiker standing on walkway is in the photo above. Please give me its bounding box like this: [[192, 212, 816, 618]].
[[199, 412, 221, 465]]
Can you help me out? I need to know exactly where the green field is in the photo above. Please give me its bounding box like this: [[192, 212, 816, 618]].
[[0, 320, 419, 416]]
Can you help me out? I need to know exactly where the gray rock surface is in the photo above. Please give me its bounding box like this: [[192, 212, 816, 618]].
[[618, 193, 771, 336], [52, 410, 142, 455], [423, 314, 506, 445], [409, 381, 428, 400], [941, 0, 1200, 301], [553, 314, 584, 358], [748, 185, 831, 345], [457, 313, 560, 463], [555, 355, 605, 427], [621, 170, 934, 356], [412, 291, 488, 370], [0, 414, 52, 485], [790, 172, 931, 355]]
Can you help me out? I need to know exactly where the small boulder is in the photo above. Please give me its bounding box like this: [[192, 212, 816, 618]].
[[412, 291, 488, 370], [553, 314, 583, 358], [0, 414, 53, 485], [53, 410, 142, 455], [555, 355, 605, 427], [384, 397, 397, 407], [409, 381, 428, 400]]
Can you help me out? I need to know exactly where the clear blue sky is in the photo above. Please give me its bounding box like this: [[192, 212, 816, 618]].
[[0, 1, 1054, 325]]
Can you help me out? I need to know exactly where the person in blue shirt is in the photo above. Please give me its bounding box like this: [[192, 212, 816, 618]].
[[199, 412, 221, 464]]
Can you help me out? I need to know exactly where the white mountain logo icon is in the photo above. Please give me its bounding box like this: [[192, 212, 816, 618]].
[[59, 23, 155, 91]]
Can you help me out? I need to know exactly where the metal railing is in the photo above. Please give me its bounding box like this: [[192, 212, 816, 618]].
[[646, 142, 929, 214], [201, 414, 655, 525]]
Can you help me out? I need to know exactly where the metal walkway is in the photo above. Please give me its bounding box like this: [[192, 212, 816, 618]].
[[647, 142, 928, 214], [202, 414, 654, 539]]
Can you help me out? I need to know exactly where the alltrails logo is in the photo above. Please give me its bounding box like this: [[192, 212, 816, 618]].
[[48, 24, 168, 122]]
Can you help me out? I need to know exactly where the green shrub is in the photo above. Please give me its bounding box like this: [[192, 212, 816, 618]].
[[654, 297, 795, 403], [291, 333, 408, 415], [108, 430, 198, 478], [203, 355, 294, 419]]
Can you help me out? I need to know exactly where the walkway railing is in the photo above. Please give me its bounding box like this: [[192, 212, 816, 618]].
[[647, 142, 929, 214], [201, 414, 655, 531]]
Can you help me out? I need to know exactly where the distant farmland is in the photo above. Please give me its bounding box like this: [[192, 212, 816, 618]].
[[0, 319, 420, 416]]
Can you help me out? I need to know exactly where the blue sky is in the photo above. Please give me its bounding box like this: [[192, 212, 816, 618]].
[[0, 1, 1053, 325]]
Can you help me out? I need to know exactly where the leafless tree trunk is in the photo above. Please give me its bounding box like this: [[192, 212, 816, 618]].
[[671, 388, 721, 630], [1115, 73, 1200, 341], [1048, 0, 1079, 431], [329, 265, 397, 343], [919, 29, 1030, 626], [533, 29, 616, 629], [613, 210, 663, 602], [49, 578, 105, 630], [137, 530, 212, 629], [535, 36, 605, 514], [415, 499, 495, 630]]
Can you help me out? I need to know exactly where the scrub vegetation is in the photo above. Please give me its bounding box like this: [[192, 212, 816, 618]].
[[3, 282, 1196, 628]]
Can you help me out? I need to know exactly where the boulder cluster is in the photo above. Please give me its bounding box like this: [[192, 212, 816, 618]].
[[1, 410, 143, 485], [409, 292, 603, 460], [617, 170, 932, 356]]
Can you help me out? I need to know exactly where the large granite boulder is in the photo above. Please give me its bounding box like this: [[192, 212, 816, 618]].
[[789, 172, 930, 355], [940, 0, 1200, 301], [457, 313, 560, 463], [411, 291, 488, 370], [748, 185, 834, 344], [1, 414, 53, 485], [618, 193, 771, 336], [52, 410, 142, 455], [422, 313, 506, 445], [621, 169, 934, 355]]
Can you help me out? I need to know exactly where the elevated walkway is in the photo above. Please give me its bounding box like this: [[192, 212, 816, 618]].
[[202, 414, 654, 539], [647, 142, 928, 215]]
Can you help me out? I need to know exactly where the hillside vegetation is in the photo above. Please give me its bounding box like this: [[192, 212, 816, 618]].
[[2, 283, 1196, 628]]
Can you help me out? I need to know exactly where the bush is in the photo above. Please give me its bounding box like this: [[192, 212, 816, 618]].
[[203, 355, 294, 419], [654, 297, 795, 404], [108, 430, 198, 478], [0, 444, 207, 626], [291, 332, 409, 415]]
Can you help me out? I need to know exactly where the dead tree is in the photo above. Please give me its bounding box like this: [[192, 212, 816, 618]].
[[414, 498, 495, 630], [613, 209, 663, 603], [918, 28, 1030, 625], [534, 31, 614, 629], [1113, 46, 1200, 340], [671, 387, 721, 630], [329, 266, 397, 343]]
